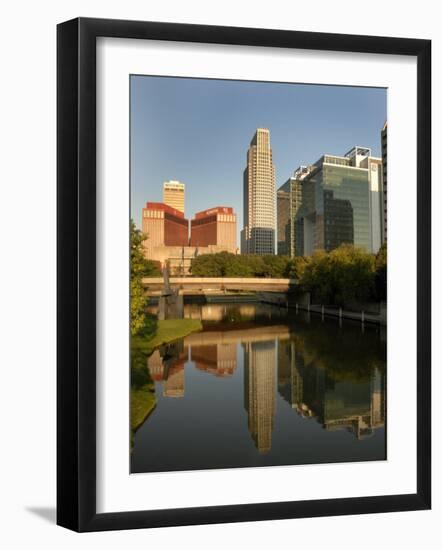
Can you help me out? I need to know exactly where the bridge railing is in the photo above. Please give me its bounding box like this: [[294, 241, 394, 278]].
[[142, 277, 297, 286]]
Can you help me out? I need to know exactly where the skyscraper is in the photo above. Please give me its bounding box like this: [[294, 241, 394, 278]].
[[296, 146, 383, 255], [277, 166, 311, 256], [163, 180, 185, 213], [241, 128, 276, 255], [276, 188, 290, 256]]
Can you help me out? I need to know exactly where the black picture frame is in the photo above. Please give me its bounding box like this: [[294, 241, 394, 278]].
[[57, 17, 431, 532]]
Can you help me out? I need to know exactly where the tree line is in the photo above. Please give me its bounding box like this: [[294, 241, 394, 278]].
[[190, 243, 387, 306]]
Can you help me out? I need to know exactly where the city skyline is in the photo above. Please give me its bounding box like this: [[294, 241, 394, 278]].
[[139, 134, 384, 268], [130, 75, 388, 476], [131, 75, 386, 238]]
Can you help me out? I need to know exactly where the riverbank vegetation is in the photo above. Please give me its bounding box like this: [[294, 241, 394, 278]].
[[130, 219, 161, 335], [301, 244, 386, 306], [189, 244, 387, 306], [131, 347, 157, 434], [132, 316, 202, 355], [130, 220, 150, 336], [130, 220, 202, 439], [130, 316, 201, 443]]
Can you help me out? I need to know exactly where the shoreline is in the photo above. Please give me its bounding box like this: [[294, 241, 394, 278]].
[[131, 317, 203, 439], [132, 317, 203, 356]]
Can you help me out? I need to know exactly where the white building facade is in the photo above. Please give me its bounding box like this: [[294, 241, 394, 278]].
[[241, 128, 276, 254]]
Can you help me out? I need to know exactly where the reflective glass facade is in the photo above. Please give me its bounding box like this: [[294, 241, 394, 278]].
[[276, 189, 290, 255], [276, 177, 304, 256], [297, 157, 372, 255]]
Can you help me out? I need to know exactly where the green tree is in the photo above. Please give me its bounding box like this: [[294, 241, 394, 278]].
[[261, 255, 289, 278], [300, 244, 376, 306], [190, 252, 289, 278], [130, 219, 149, 336], [191, 252, 226, 276], [224, 254, 254, 277], [375, 243, 387, 301], [284, 256, 309, 280]]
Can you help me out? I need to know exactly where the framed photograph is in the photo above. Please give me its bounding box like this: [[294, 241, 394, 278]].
[[57, 17, 431, 532]]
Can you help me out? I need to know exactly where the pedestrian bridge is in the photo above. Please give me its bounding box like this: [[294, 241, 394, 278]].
[[142, 277, 298, 294]]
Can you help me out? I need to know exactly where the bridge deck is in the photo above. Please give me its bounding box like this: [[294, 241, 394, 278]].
[[142, 277, 298, 294]]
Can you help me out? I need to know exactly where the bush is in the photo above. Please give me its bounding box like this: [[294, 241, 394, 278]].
[[300, 244, 376, 306]]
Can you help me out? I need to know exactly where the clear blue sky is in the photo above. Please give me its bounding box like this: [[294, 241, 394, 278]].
[[130, 75, 386, 233]]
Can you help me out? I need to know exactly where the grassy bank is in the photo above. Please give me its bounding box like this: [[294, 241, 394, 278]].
[[131, 385, 156, 432], [130, 316, 202, 442], [131, 318, 202, 355]]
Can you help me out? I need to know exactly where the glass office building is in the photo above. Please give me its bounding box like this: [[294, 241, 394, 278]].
[[277, 167, 311, 257], [296, 147, 382, 255], [276, 188, 290, 255]]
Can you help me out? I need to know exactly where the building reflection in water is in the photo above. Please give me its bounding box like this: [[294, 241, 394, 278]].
[[184, 303, 286, 323], [243, 340, 277, 453], [186, 304, 227, 321], [147, 340, 187, 398], [277, 339, 386, 440], [146, 324, 385, 450], [148, 339, 238, 398], [192, 343, 237, 377]]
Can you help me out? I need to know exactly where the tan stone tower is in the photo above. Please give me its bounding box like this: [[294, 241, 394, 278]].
[[163, 180, 185, 214], [241, 128, 276, 254]]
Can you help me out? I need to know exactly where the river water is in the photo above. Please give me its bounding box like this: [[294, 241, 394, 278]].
[[131, 302, 386, 473]]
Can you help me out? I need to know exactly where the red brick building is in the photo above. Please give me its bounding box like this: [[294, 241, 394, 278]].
[[142, 203, 238, 273], [142, 202, 189, 257], [190, 206, 237, 252]]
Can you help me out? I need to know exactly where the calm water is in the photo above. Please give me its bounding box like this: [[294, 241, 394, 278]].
[[131, 303, 386, 473]]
